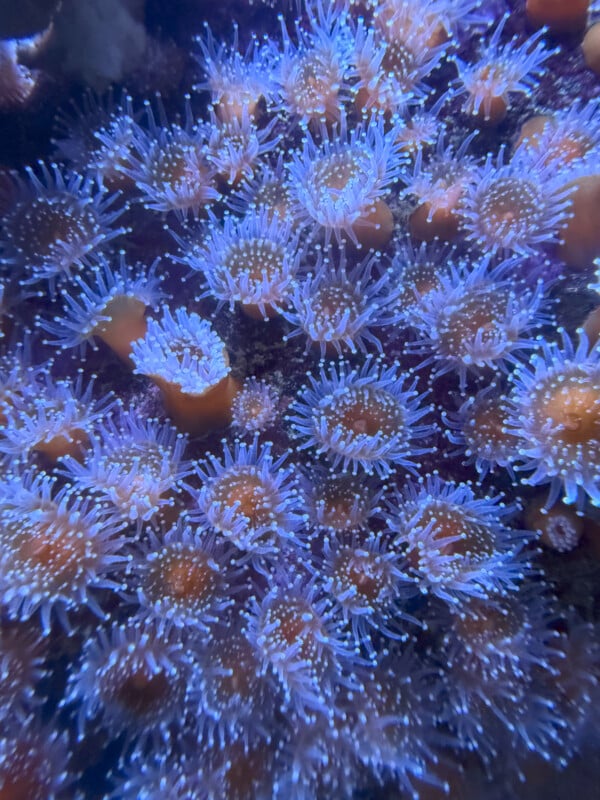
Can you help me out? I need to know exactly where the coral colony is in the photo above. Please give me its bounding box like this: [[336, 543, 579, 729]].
[[3, 0, 600, 798]]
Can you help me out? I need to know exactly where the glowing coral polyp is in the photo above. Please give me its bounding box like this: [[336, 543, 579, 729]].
[[387, 476, 526, 605], [0, 161, 125, 286], [0, 371, 113, 464], [131, 305, 238, 434], [454, 15, 554, 125], [288, 356, 433, 477], [122, 102, 220, 218], [187, 208, 303, 320], [407, 258, 547, 389], [0, 470, 127, 632], [245, 573, 355, 718], [132, 523, 238, 632], [61, 406, 191, 527], [287, 113, 402, 248], [191, 437, 307, 559], [282, 248, 397, 356], [507, 330, 600, 509], [231, 377, 279, 434], [275, 0, 353, 127], [322, 530, 416, 653], [41, 253, 163, 364], [460, 151, 574, 256], [195, 22, 276, 122], [66, 615, 198, 747]]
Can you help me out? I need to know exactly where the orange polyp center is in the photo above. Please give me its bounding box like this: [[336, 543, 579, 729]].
[[381, 41, 415, 87], [222, 742, 270, 799], [320, 154, 356, 194], [293, 58, 340, 123], [118, 668, 170, 715], [334, 549, 381, 603], [471, 402, 506, 447], [213, 469, 272, 526], [454, 599, 521, 645], [543, 384, 600, 444], [12, 199, 97, 260], [312, 285, 358, 332], [216, 94, 260, 124], [415, 504, 495, 560], [227, 240, 283, 285], [271, 599, 322, 655], [481, 179, 538, 234], [316, 476, 367, 529], [152, 145, 189, 186], [151, 143, 215, 208], [17, 519, 88, 581], [214, 637, 255, 698], [158, 551, 215, 601], [439, 291, 505, 355], [331, 387, 402, 438], [549, 135, 589, 165]]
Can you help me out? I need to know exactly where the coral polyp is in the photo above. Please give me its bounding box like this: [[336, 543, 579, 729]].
[[287, 113, 403, 248], [402, 133, 478, 242], [387, 476, 526, 605], [445, 385, 518, 478], [0, 161, 125, 286], [274, 0, 353, 127], [507, 330, 600, 509], [122, 100, 220, 218], [287, 356, 434, 477], [302, 466, 385, 532], [363, 2, 450, 108], [454, 15, 554, 124], [206, 107, 281, 187], [407, 258, 547, 388], [0, 620, 47, 718], [131, 522, 238, 631], [0, 371, 113, 464], [195, 22, 275, 121], [353, 645, 445, 798], [131, 305, 238, 433], [40, 253, 163, 362], [61, 406, 191, 527], [282, 248, 397, 356], [191, 437, 307, 559], [0, 469, 127, 632], [185, 208, 303, 319], [322, 530, 416, 653], [514, 100, 600, 169], [193, 619, 274, 745], [244, 572, 356, 718], [460, 150, 575, 256], [66, 615, 198, 748], [231, 377, 279, 434]]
